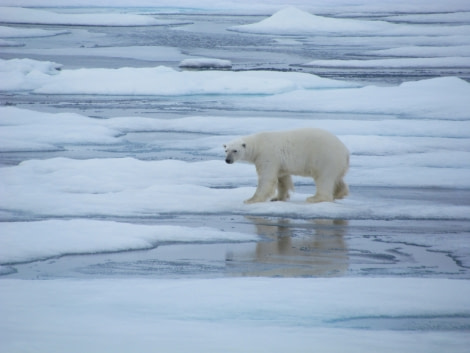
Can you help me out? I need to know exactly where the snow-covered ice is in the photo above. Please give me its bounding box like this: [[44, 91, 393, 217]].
[[179, 58, 232, 69], [1, 0, 470, 13], [231, 7, 470, 36], [0, 220, 256, 264], [0, 26, 69, 39], [1, 277, 469, 353], [1, 2, 470, 352], [0, 59, 358, 94], [0, 7, 181, 26], [304, 57, 470, 69]]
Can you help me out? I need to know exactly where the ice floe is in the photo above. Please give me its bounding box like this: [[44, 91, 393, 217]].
[[1, 277, 469, 353], [0, 7, 180, 26], [231, 6, 470, 36], [1, 154, 469, 220], [0, 220, 256, 264], [0, 26, 69, 38], [179, 58, 232, 69], [0, 59, 359, 95]]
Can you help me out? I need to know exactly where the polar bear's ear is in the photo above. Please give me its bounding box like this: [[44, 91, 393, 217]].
[[242, 143, 246, 148], [223, 144, 227, 148]]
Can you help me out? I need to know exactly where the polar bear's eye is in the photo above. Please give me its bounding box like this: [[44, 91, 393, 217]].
[[233, 150, 238, 153]]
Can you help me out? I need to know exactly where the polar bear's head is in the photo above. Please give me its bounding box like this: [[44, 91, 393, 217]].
[[223, 139, 247, 164]]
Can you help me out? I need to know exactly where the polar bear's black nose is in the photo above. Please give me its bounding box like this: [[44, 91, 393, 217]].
[[225, 158, 233, 164]]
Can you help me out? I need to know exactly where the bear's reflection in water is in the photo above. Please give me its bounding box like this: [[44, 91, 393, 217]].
[[227, 217, 349, 277]]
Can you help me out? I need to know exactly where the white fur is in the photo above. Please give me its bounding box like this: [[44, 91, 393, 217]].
[[224, 128, 349, 204]]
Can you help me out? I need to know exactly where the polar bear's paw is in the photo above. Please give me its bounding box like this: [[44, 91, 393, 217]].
[[244, 197, 260, 204], [306, 194, 334, 203]]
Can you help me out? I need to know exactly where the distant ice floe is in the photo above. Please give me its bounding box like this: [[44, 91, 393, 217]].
[[385, 11, 470, 24], [370, 45, 470, 58], [0, 7, 182, 26], [2, 59, 470, 119], [245, 76, 470, 120], [0, 39, 22, 47], [303, 57, 470, 69], [0, 26, 69, 38], [2, 61, 469, 120], [230, 6, 470, 36], [0, 58, 358, 95], [179, 58, 232, 69]]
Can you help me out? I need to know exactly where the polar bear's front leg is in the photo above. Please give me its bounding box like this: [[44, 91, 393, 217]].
[[271, 175, 293, 201], [244, 172, 277, 204]]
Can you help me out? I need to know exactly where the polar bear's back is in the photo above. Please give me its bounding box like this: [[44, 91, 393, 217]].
[[246, 128, 349, 177]]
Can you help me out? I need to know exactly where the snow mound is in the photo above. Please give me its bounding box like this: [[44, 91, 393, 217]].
[[231, 6, 392, 35], [230, 6, 470, 36]]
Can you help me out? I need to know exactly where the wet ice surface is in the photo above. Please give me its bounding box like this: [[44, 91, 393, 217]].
[[5, 216, 470, 280], [1, 4, 470, 352]]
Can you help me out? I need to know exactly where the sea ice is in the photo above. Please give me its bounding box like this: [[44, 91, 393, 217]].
[[1, 0, 470, 14], [1, 46, 186, 63], [230, 6, 470, 36], [370, 45, 470, 58], [179, 58, 232, 69], [0, 59, 359, 94], [0, 4, 469, 352], [1, 277, 469, 353], [230, 6, 395, 35], [0, 7, 178, 26], [304, 57, 470, 69], [0, 26, 69, 38], [1, 154, 469, 221], [0, 220, 256, 264], [245, 76, 470, 119]]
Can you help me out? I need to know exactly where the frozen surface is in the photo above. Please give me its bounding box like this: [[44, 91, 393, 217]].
[[0, 59, 358, 94], [231, 7, 470, 36], [1, 46, 185, 62], [2, 0, 470, 13], [179, 58, 232, 69], [304, 57, 470, 68], [0, 7, 180, 26], [1, 278, 470, 353], [0, 220, 256, 264], [0, 26, 69, 38], [1, 3, 470, 352]]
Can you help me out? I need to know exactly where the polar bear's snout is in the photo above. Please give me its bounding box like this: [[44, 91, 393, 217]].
[[225, 152, 235, 164]]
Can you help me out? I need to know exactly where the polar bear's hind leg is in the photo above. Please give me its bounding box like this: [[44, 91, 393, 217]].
[[334, 178, 349, 200], [306, 176, 335, 203]]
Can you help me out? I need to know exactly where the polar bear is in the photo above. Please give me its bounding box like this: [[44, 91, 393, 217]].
[[223, 128, 349, 204]]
